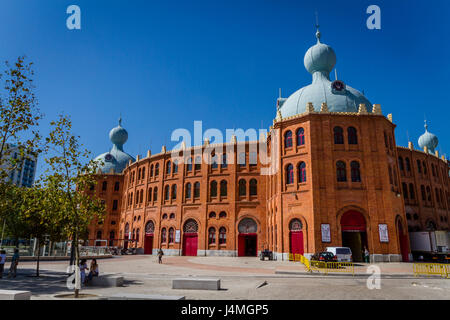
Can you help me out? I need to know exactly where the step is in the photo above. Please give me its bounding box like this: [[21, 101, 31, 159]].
[[172, 278, 221, 290], [0, 290, 31, 300]]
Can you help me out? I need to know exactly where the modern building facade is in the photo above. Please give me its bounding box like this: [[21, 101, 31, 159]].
[[87, 29, 449, 262], [1, 143, 37, 188]]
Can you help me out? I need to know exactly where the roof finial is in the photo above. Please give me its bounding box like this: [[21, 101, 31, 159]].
[[118, 114, 122, 127], [279, 88, 282, 98], [334, 69, 338, 81], [315, 11, 321, 43], [424, 119, 428, 131]]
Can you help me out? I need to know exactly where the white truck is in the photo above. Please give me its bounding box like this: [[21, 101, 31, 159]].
[[409, 231, 450, 261]]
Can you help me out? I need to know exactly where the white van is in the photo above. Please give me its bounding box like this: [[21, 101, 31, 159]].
[[326, 247, 352, 262]]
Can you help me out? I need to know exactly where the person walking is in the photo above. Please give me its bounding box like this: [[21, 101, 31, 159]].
[[0, 250, 6, 279], [7, 248, 19, 278], [157, 248, 164, 264], [363, 246, 370, 263]]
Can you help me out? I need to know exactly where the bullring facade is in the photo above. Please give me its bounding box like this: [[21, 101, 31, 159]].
[[87, 29, 449, 262]]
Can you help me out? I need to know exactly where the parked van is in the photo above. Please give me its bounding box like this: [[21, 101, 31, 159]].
[[325, 247, 352, 262]]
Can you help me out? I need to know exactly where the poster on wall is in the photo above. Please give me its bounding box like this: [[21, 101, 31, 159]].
[[378, 224, 389, 242], [175, 230, 181, 243], [321, 224, 331, 242]]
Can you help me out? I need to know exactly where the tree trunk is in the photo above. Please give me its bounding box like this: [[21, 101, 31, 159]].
[[36, 238, 40, 277], [74, 234, 80, 298]]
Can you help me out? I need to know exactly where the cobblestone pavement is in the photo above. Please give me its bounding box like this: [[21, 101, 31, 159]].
[[2, 255, 449, 300]]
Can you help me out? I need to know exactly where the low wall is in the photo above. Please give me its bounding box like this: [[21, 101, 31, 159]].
[[4, 255, 113, 262]]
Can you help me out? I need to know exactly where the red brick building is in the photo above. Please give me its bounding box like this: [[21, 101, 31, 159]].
[[87, 30, 449, 262]]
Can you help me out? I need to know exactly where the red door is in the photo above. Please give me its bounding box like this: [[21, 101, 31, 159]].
[[290, 231, 304, 255], [183, 233, 198, 256], [144, 234, 153, 254], [398, 222, 409, 262], [124, 234, 129, 250], [238, 234, 257, 257], [238, 234, 245, 257]]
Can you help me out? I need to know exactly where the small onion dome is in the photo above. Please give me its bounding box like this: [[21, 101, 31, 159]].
[[418, 121, 438, 154]]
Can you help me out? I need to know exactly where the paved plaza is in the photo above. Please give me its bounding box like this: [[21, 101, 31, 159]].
[[1, 256, 449, 300]]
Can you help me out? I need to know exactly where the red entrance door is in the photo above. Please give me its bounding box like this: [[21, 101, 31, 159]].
[[144, 234, 153, 254], [238, 234, 257, 257], [398, 222, 409, 262], [183, 233, 198, 256], [124, 234, 129, 250], [290, 231, 304, 255]]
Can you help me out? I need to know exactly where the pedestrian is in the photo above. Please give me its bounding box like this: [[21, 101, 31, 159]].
[[0, 250, 6, 279], [363, 246, 370, 263], [157, 248, 164, 264], [7, 248, 19, 278], [79, 259, 88, 285], [87, 259, 99, 283]]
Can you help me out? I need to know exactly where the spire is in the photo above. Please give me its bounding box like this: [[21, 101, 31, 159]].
[[118, 115, 122, 127], [315, 11, 321, 43], [424, 119, 428, 131]]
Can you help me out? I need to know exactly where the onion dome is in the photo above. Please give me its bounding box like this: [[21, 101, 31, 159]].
[[278, 27, 372, 117], [94, 117, 135, 173], [418, 121, 438, 154]]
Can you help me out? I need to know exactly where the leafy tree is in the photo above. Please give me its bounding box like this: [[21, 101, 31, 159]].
[[43, 114, 105, 297], [0, 56, 42, 180], [0, 183, 29, 246]]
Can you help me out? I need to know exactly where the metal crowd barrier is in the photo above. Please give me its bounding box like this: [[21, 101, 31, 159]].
[[309, 260, 354, 276], [413, 263, 449, 278]]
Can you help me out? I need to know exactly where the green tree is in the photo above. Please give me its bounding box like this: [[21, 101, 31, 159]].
[[0, 56, 42, 180], [43, 114, 105, 297], [0, 183, 29, 246]]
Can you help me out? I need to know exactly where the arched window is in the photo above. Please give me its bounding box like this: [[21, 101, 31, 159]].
[[210, 181, 217, 197], [186, 157, 192, 171], [209, 211, 216, 218], [423, 161, 427, 175], [220, 180, 227, 196], [347, 127, 358, 144], [286, 164, 294, 184], [250, 179, 257, 196], [208, 227, 216, 244], [161, 228, 167, 243], [137, 168, 141, 180], [195, 156, 201, 170], [136, 228, 140, 243], [169, 228, 174, 243], [148, 187, 152, 202], [222, 154, 227, 168], [153, 187, 158, 201], [334, 126, 344, 144], [393, 168, 398, 186], [155, 163, 159, 176], [296, 128, 305, 146], [219, 211, 227, 218], [398, 157, 404, 171], [426, 186, 431, 201], [96, 231, 102, 239], [162, 213, 168, 219], [150, 164, 154, 177], [336, 161, 347, 182], [185, 183, 192, 199], [102, 181, 107, 191], [140, 189, 144, 203], [421, 185, 426, 201], [384, 131, 388, 148], [171, 185, 177, 200], [166, 161, 171, 174], [109, 231, 115, 246], [238, 153, 246, 167], [298, 162, 306, 183], [402, 183, 408, 199], [350, 161, 361, 182], [141, 167, 145, 179], [249, 152, 257, 166], [409, 183, 415, 200], [173, 160, 178, 173], [135, 191, 139, 204], [284, 130, 293, 148], [238, 179, 246, 196], [211, 155, 218, 169], [164, 185, 170, 200], [194, 182, 200, 198], [170, 213, 175, 219], [219, 227, 226, 244], [416, 160, 422, 174], [405, 157, 411, 172], [114, 181, 120, 191]]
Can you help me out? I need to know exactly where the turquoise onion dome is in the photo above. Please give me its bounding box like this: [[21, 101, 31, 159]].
[[94, 117, 135, 174], [278, 28, 372, 117], [418, 121, 438, 153]]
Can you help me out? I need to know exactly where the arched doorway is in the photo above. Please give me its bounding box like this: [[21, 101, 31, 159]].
[[182, 219, 198, 256], [397, 220, 409, 262], [340, 210, 367, 262], [144, 221, 154, 255], [289, 219, 304, 255], [238, 218, 258, 257], [124, 223, 129, 250]]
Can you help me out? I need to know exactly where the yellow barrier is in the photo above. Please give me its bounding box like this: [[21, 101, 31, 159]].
[[294, 254, 302, 262], [289, 253, 294, 261], [310, 260, 355, 276], [413, 263, 449, 278]]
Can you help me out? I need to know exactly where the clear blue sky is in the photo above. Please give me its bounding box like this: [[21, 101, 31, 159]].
[[1, 0, 449, 176]]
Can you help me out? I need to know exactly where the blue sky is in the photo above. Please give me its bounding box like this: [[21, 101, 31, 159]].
[[0, 0, 449, 176]]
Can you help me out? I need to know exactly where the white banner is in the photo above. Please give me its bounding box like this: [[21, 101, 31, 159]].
[[378, 224, 389, 242], [321, 224, 331, 243]]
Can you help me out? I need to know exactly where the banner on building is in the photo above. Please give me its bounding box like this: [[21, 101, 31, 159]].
[[175, 230, 181, 243], [378, 224, 389, 242], [321, 224, 331, 242]]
